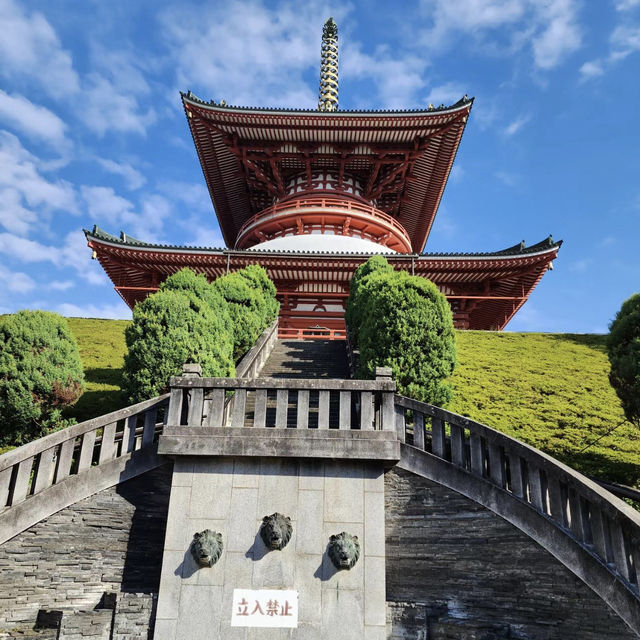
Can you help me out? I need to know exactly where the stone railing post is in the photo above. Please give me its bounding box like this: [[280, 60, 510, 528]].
[[375, 367, 396, 432], [167, 363, 202, 427]]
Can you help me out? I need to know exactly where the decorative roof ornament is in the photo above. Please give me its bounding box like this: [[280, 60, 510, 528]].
[[318, 17, 339, 112]]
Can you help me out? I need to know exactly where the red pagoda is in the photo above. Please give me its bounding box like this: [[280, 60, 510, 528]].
[[86, 18, 561, 335]]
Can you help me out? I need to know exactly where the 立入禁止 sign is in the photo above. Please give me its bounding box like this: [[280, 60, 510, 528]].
[[231, 589, 298, 628]]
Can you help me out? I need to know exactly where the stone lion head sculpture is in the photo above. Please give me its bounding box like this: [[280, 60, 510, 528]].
[[190, 529, 223, 568], [260, 512, 293, 550], [328, 532, 360, 570]]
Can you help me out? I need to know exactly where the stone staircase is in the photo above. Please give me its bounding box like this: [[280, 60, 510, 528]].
[[238, 339, 350, 428], [258, 339, 349, 379]]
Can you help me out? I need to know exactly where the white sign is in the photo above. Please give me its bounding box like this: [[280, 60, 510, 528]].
[[231, 589, 298, 628]]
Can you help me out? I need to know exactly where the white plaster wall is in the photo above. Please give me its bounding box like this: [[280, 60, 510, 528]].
[[155, 457, 386, 640]]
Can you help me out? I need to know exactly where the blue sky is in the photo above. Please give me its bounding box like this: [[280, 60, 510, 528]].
[[0, 0, 639, 332]]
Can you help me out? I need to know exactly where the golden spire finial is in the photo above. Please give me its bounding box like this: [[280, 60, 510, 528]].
[[318, 17, 338, 112]]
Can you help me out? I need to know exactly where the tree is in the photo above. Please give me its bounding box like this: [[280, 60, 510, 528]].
[[0, 311, 84, 446], [160, 268, 233, 338], [345, 254, 395, 341], [212, 271, 269, 360], [237, 264, 280, 325], [607, 292, 640, 427], [352, 260, 456, 406], [123, 290, 235, 402]]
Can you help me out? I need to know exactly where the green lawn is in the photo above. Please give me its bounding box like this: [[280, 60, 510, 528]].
[[62, 319, 639, 485], [65, 318, 130, 423]]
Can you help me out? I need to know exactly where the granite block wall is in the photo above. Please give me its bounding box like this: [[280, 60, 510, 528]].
[[155, 457, 387, 640], [384, 467, 637, 640]]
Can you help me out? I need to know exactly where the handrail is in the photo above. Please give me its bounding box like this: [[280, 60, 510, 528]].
[[394, 393, 640, 597], [0, 394, 169, 511], [166, 369, 396, 430], [235, 319, 279, 378], [235, 196, 412, 248]]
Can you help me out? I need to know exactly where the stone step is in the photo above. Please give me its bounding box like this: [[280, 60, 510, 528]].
[[112, 593, 156, 640], [260, 340, 349, 379]]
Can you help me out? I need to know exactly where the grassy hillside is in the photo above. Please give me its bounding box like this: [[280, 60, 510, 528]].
[[62, 319, 639, 485]]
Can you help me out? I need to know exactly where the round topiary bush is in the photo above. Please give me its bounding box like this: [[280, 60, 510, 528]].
[[123, 289, 235, 402], [0, 310, 84, 446], [160, 268, 234, 338], [345, 254, 395, 341], [354, 266, 456, 406], [607, 292, 640, 427], [237, 264, 280, 325], [213, 271, 268, 360]]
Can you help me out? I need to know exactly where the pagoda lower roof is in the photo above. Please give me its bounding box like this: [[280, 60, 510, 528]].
[[85, 227, 561, 331], [182, 93, 473, 253]]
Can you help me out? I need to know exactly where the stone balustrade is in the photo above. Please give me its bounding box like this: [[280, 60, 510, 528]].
[[0, 394, 169, 545], [394, 393, 640, 633]]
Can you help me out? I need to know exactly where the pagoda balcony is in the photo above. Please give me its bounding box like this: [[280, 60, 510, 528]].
[[234, 195, 413, 253]]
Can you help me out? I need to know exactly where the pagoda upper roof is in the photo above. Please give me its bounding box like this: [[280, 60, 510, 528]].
[[182, 92, 473, 253]]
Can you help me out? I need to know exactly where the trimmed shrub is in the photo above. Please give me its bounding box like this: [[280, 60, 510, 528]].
[[607, 292, 640, 427], [345, 254, 395, 341], [0, 310, 84, 446], [123, 290, 235, 402], [237, 265, 280, 325], [212, 272, 267, 360], [160, 268, 233, 337], [353, 262, 456, 405]]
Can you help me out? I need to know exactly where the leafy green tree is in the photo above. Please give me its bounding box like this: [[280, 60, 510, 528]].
[[237, 264, 280, 325], [607, 292, 640, 427], [213, 271, 268, 360], [345, 254, 395, 340], [160, 268, 233, 337], [353, 263, 456, 405], [123, 290, 235, 402], [0, 311, 84, 446]]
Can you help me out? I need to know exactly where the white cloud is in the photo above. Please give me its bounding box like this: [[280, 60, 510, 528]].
[[504, 113, 531, 135], [424, 82, 467, 107], [531, 0, 581, 69], [579, 59, 604, 79], [50, 280, 74, 291], [0, 91, 68, 147], [97, 159, 146, 191], [616, 0, 640, 10], [161, 1, 351, 108], [80, 186, 172, 242], [185, 228, 226, 248], [0, 131, 77, 235], [55, 301, 131, 320], [80, 75, 157, 137], [610, 24, 640, 62], [568, 258, 592, 273], [419, 0, 581, 70], [0, 263, 35, 293], [579, 22, 640, 81], [495, 170, 520, 187], [0, 230, 107, 286], [341, 43, 429, 108], [0, 0, 79, 98]]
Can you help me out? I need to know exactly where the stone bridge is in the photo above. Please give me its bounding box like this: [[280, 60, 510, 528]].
[[0, 323, 639, 639]]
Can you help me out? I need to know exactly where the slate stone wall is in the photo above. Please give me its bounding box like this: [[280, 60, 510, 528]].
[[0, 465, 171, 635], [385, 467, 638, 640]]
